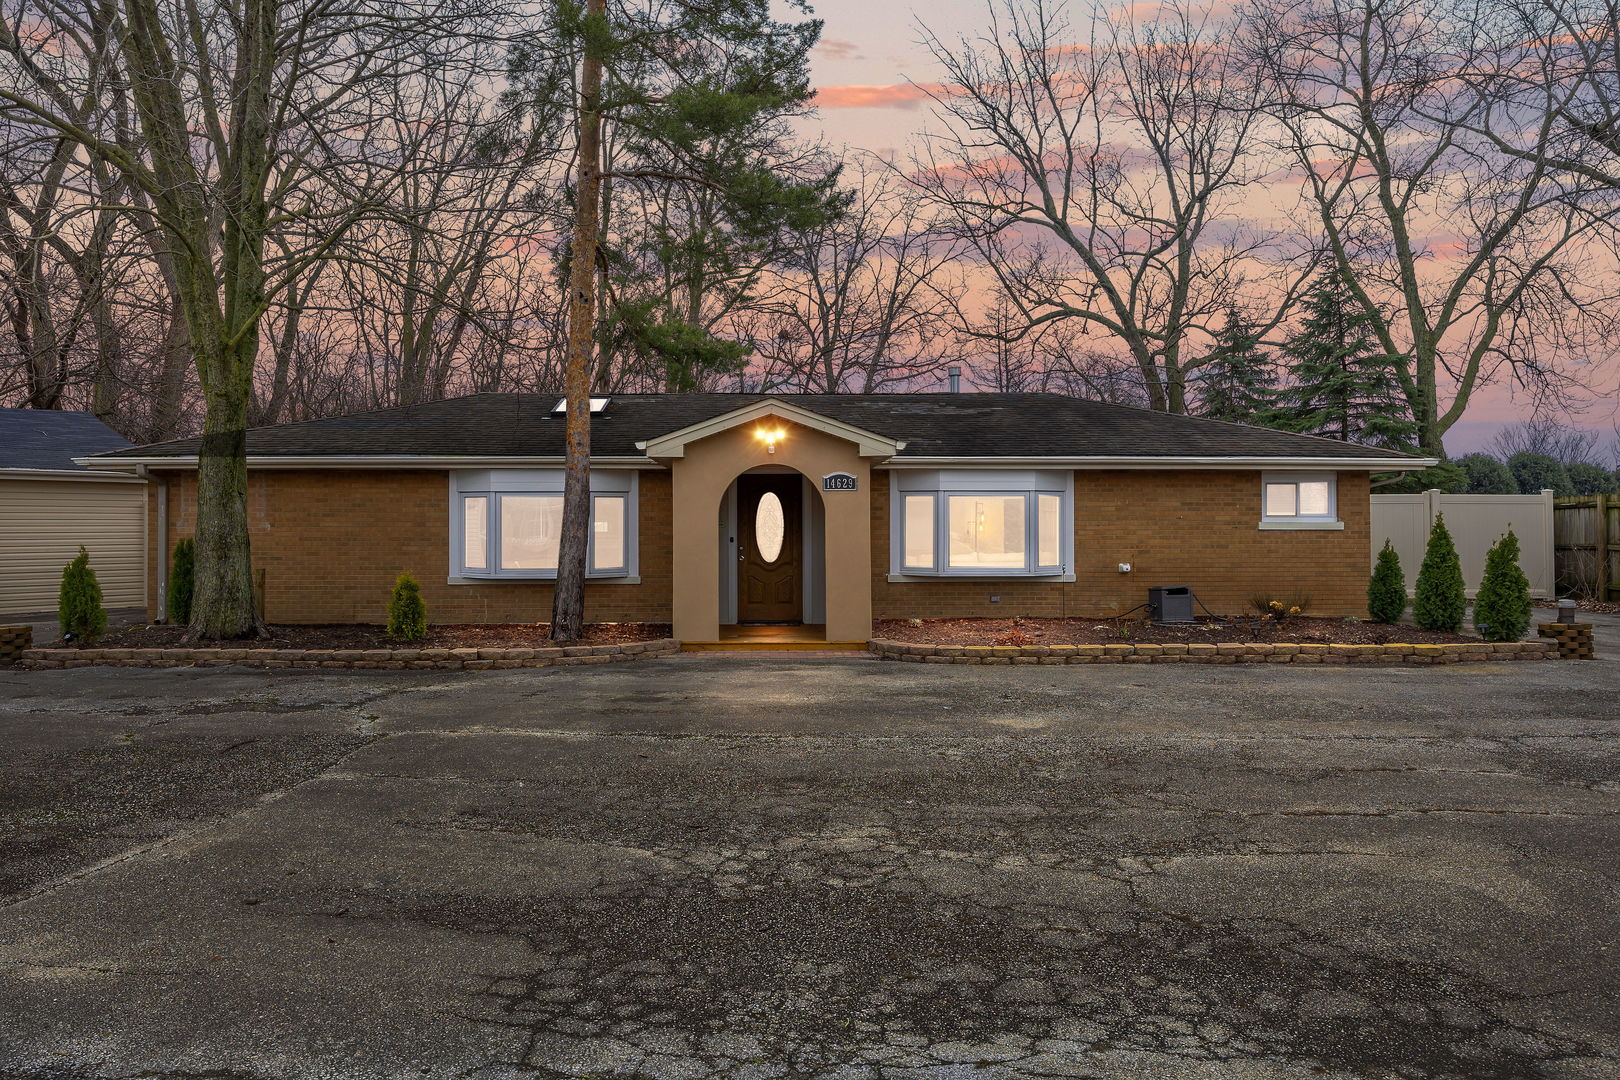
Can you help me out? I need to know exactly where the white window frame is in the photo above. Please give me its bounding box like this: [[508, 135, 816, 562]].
[[1259, 471, 1343, 530], [448, 470, 640, 582], [888, 469, 1073, 579]]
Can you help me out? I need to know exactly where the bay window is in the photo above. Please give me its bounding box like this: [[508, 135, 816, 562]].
[[892, 470, 1071, 577], [451, 470, 637, 580]]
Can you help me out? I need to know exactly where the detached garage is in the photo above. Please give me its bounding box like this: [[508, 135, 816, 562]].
[[0, 408, 146, 618]]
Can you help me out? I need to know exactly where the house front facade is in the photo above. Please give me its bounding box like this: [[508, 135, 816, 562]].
[[81, 393, 1431, 641]]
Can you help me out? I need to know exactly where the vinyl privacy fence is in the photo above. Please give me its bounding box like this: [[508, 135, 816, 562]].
[[1370, 489, 1555, 598]]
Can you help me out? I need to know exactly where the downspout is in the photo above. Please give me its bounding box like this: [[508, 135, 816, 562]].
[[144, 466, 168, 623]]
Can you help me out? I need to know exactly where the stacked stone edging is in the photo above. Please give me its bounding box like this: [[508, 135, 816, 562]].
[[869, 638, 1555, 665], [15, 638, 680, 671], [1537, 622, 1595, 661], [0, 624, 32, 665]]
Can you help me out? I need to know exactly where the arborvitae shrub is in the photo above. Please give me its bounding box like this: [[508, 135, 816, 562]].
[[1413, 513, 1466, 632], [1473, 529, 1532, 643], [168, 538, 196, 625], [59, 545, 108, 642], [1367, 540, 1406, 623], [387, 572, 427, 641]]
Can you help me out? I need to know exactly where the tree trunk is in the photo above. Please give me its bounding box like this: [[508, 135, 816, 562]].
[[550, 0, 607, 644]]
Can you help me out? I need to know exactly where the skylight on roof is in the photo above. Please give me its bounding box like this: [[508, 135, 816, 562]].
[[552, 397, 611, 414]]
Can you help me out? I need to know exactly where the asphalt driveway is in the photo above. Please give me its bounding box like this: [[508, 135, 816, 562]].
[[1, 652, 1616, 1080]]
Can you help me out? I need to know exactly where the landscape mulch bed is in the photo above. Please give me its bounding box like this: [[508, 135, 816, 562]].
[[43, 622, 672, 651], [872, 616, 1480, 647]]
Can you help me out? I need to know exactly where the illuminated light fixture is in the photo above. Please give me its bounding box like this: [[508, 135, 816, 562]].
[[755, 425, 785, 454]]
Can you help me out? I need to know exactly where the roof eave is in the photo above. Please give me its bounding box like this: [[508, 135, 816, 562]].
[[76, 454, 663, 473], [880, 455, 1437, 471]]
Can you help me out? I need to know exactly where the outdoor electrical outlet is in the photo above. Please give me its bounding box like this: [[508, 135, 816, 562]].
[[989, 595, 1001, 603], [1118, 562, 1132, 573]]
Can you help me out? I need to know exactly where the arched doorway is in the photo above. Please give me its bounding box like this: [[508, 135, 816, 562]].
[[717, 466, 827, 631]]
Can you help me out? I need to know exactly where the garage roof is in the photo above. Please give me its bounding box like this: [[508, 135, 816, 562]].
[[0, 408, 132, 472]]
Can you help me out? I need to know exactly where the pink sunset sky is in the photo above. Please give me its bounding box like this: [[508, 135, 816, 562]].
[[794, 0, 1620, 458]]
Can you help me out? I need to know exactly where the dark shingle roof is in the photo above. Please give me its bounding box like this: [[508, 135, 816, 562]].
[[0, 407, 132, 471], [91, 393, 1422, 464]]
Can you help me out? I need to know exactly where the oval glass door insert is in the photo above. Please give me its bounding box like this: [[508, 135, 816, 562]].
[[754, 491, 785, 563]]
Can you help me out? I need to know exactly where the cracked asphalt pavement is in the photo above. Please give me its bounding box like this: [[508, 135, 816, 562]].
[[0, 651, 1616, 1079]]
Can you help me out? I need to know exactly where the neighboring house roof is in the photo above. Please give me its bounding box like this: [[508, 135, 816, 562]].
[[0, 407, 132, 472], [84, 392, 1431, 469]]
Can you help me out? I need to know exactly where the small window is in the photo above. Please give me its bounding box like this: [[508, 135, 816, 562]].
[[1261, 474, 1337, 523], [463, 496, 488, 570], [902, 494, 936, 571], [591, 495, 627, 573], [1037, 493, 1061, 568]]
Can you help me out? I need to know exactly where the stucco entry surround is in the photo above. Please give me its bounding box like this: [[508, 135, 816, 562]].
[[649, 405, 898, 642]]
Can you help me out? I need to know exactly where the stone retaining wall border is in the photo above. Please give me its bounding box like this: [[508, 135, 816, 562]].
[[869, 638, 1556, 664], [1536, 622, 1595, 661], [16, 638, 680, 671], [0, 624, 32, 665]]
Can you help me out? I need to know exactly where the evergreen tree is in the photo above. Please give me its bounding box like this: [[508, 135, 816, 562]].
[[1413, 514, 1466, 632], [1455, 453, 1517, 494], [1278, 272, 1414, 446], [1193, 308, 1279, 424], [512, 0, 843, 642], [59, 546, 108, 643], [1368, 540, 1407, 623], [168, 539, 196, 625], [1566, 462, 1618, 496], [1473, 529, 1531, 643], [1507, 452, 1570, 495], [387, 573, 428, 641]]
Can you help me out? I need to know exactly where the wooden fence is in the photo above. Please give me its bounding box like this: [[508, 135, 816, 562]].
[[1554, 495, 1619, 602]]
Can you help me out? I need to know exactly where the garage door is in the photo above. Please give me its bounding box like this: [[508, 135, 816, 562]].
[[0, 477, 147, 615]]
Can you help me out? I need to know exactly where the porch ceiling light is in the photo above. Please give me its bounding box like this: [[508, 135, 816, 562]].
[[755, 425, 785, 454]]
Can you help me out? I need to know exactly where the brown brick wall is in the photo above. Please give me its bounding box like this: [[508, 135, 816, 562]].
[[870, 469, 1372, 620], [148, 470, 673, 625], [144, 463, 1371, 628]]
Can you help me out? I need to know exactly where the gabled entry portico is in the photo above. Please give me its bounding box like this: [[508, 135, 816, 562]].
[[641, 400, 900, 643]]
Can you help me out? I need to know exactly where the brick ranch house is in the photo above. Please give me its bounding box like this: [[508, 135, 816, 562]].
[[78, 393, 1432, 643]]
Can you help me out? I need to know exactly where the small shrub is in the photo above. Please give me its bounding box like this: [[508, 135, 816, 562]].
[[386, 572, 427, 641], [59, 545, 107, 642], [1413, 513, 1466, 632], [167, 538, 196, 625], [1248, 593, 1309, 623], [1473, 529, 1532, 643], [1367, 540, 1406, 623]]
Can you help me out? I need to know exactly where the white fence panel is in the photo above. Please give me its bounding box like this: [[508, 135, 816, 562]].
[[1370, 489, 1555, 598]]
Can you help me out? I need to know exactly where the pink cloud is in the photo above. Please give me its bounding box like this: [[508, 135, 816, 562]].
[[817, 38, 865, 61], [815, 83, 939, 109]]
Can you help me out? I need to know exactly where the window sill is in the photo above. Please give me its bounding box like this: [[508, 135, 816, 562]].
[[1257, 520, 1344, 531], [447, 575, 641, 585], [887, 572, 1076, 583]]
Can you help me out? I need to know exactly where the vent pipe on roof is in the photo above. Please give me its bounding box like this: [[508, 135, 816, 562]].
[[948, 365, 961, 393]]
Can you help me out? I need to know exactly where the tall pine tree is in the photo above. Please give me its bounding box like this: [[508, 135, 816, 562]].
[[1279, 273, 1414, 447], [1193, 309, 1278, 425], [513, 0, 843, 641]]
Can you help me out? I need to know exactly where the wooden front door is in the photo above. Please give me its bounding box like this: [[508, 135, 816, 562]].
[[738, 474, 802, 623]]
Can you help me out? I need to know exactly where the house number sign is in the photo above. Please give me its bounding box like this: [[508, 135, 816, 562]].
[[822, 472, 858, 492]]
